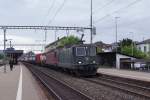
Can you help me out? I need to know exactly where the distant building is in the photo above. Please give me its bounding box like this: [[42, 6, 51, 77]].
[[5, 47, 23, 64], [95, 41, 113, 52], [111, 42, 118, 51], [97, 52, 136, 69], [136, 39, 150, 53], [45, 37, 66, 52]]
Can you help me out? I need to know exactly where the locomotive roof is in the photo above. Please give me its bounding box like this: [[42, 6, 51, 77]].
[[42, 44, 96, 54], [71, 44, 96, 47]]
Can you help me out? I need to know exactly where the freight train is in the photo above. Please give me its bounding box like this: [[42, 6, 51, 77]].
[[20, 44, 98, 76]]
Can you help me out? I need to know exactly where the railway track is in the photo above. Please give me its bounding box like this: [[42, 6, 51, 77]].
[[25, 63, 93, 100], [83, 75, 150, 99]]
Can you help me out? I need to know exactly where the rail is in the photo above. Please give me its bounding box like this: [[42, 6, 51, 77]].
[[25, 63, 93, 100]]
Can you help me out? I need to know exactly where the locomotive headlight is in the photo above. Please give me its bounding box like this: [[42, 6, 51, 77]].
[[78, 61, 82, 64], [93, 61, 96, 64]]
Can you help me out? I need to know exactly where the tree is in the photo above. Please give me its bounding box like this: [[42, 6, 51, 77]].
[[117, 38, 148, 59], [58, 35, 80, 47], [118, 38, 133, 47], [121, 46, 147, 58]]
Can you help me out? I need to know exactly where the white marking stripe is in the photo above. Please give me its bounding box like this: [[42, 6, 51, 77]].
[[16, 65, 22, 100]]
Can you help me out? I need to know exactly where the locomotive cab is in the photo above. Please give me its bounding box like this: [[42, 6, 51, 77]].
[[74, 45, 97, 64], [73, 44, 98, 75]]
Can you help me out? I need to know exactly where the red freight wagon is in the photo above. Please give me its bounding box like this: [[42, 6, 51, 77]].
[[35, 53, 42, 64], [45, 51, 58, 66]]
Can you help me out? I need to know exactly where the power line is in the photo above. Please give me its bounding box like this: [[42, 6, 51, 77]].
[[93, 0, 143, 24], [42, 0, 56, 25], [46, 0, 56, 17], [84, 0, 116, 26], [47, 0, 67, 25], [93, 0, 116, 14]]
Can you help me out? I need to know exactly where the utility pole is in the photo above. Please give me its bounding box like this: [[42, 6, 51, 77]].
[[4, 28, 6, 52], [44, 29, 47, 44], [55, 30, 57, 41], [115, 17, 120, 52], [10, 40, 12, 48], [3, 28, 6, 73], [129, 32, 134, 56], [44, 29, 47, 51], [90, 0, 93, 44]]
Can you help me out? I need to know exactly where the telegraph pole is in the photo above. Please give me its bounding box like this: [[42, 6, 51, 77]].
[[90, 0, 93, 44]]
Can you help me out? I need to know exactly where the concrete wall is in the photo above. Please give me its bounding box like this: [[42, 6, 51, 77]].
[[116, 54, 136, 69]]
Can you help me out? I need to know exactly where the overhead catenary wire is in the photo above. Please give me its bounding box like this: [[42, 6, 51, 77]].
[[93, 0, 143, 24], [42, 0, 56, 25], [46, 0, 56, 17], [84, 0, 116, 27], [93, 0, 116, 14], [47, 0, 67, 25]]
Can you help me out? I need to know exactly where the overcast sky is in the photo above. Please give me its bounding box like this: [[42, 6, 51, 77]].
[[0, 0, 149, 52]]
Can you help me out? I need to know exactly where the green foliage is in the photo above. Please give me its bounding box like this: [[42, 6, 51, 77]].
[[58, 35, 80, 47], [147, 52, 150, 59], [118, 38, 149, 59], [121, 46, 147, 58], [96, 47, 104, 53], [118, 38, 133, 47]]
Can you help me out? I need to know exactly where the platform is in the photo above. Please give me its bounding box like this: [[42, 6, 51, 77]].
[[97, 68, 150, 82], [0, 63, 48, 100]]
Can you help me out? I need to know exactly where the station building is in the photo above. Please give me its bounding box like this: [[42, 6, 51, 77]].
[[4, 47, 23, 64], [97, 52, 136, 69]]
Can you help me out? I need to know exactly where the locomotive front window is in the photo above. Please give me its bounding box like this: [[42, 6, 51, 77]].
[[76, 47, 86, 56]]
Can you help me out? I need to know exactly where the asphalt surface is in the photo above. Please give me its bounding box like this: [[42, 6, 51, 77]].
[[0, 64, 48, 100], [98, 68, 150, 82]]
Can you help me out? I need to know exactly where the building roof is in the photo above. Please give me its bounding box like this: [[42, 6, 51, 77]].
[[4, 47, 23, 54], [97, 52, 138, 58], [137, 39, 150, 45], [45, 37, 65, 49], [95, 41, 112, 49], [4, 50, 23, 54]]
